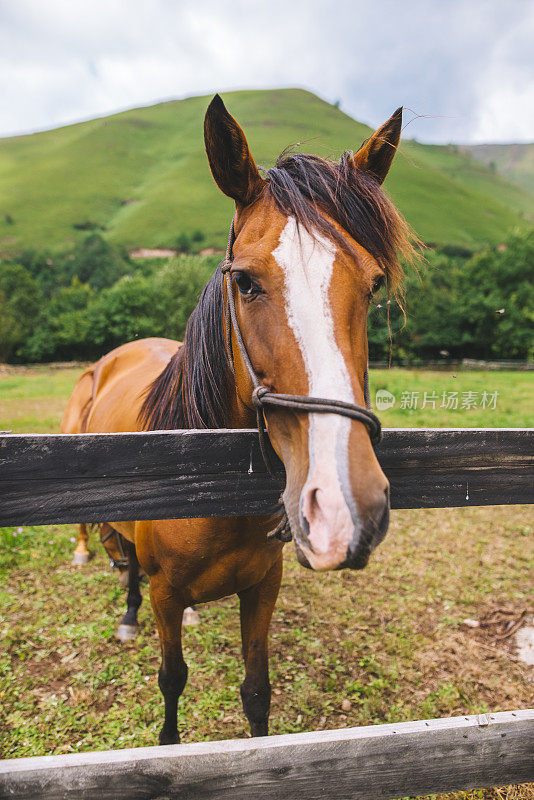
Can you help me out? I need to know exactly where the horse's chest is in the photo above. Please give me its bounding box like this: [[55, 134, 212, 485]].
[[146, 518, 282, 606], [186, 543, 280, 604]]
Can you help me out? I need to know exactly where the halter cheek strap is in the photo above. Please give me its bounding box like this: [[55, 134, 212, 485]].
[[221, 216, 382, 541], [100, 524, 129, 569]]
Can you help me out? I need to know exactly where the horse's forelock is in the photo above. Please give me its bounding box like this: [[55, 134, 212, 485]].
[[265, 151, 418, 293]]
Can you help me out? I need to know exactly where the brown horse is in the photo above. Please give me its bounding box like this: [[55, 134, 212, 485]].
[[62, 94, 416, 744]]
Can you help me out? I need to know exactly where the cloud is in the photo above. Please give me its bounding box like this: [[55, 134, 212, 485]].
[[0, 0, 532, 143]]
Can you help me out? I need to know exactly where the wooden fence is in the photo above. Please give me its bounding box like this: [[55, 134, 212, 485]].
[[1, 427, 532, 525], [1, 711, 533, 800], [0, 426, 533, 799]]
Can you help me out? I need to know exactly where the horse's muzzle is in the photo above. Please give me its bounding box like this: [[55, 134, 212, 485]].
[[294, 486, 390, 571]]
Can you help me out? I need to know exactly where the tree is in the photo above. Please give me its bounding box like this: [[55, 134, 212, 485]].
[[65, 233, 131, 290], [0, 264, 43, 361], [153, 255, 217, 340], [455, 230, 534, 359], [88, 273, 161, 352]]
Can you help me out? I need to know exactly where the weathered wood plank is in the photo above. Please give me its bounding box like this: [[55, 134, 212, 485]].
[[0, 428, 532, 526], [0, 710, 532, 800]]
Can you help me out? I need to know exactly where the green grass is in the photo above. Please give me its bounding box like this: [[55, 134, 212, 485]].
[[0, 88, 532, 256], [369, 368, 534, 428], [1, 365, 531, 433], [0, 366, 85, 433]]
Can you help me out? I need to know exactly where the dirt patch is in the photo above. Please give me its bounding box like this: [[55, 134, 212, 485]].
[[0, 362, 89, 375], [200, 247, 223, 256], [129, 247, 177, 258], [460, 603, 532, 659]]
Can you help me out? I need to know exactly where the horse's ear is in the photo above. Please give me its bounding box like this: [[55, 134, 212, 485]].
[[351, 107, 403, 184], [204, 94, 265, 207]]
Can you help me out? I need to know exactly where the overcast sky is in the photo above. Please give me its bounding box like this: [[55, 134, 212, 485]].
[[0, 0, 532, 143]]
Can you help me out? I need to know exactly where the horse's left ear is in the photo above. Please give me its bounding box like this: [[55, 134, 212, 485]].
[[204, 94, 265, 207], [352, 107, 403, 184]]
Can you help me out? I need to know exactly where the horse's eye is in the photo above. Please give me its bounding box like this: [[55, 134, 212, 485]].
[[371, 275, 385, 294], [234, 271, 256, 296]]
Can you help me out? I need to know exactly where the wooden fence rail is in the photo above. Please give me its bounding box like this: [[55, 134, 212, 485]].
[[1, 428, 533, 526], [1, 710, 533, 800]]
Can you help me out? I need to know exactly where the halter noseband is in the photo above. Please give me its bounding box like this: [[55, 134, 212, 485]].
[[221, 216, 382, 541]]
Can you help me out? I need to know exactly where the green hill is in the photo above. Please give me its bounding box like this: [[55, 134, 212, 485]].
[[0, 88, 532, 255], [459, 142, 534, 196]]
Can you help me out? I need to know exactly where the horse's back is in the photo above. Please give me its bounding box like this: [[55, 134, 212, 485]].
[[61, 366, 95, 433], [62, 338, 180, 435], [62, 338, 181, 543]]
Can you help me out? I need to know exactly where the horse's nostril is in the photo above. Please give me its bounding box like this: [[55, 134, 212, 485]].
[[299, 484, 338, 556], [301, 486, 321, 526], [308, 488, 319, 517]]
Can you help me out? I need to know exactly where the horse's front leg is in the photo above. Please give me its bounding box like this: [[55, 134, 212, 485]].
[[149, 572, 187, 745], [238, 555, 283, 737]]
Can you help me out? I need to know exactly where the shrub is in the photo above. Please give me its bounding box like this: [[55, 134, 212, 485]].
[[175, 233, 191, 253], [64, 233, 131, 290]]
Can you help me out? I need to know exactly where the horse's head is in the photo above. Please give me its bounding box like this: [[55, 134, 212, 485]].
[[204, 95, 414, 571]]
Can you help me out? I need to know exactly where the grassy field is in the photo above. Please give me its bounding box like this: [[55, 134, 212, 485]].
[[0, 88, 532, 257], [0, 365, 84, 434], [0, 366, 533, 800], [1, 364, 532, 433]]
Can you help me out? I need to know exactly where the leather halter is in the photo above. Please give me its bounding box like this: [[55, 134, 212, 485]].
[[220, 216, 382, 540], [101, 524, 129, 570]]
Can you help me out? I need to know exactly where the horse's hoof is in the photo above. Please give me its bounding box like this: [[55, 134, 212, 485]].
[[116, 623, 138, 642], [183, 607, 200, 626], [71, 551, 90, 566], [159, 731, 180, 746]]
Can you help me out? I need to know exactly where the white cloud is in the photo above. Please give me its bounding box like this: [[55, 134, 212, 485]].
[[0, 0, 532, 143]]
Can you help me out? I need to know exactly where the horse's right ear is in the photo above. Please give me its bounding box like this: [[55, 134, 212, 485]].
[[351, 107, 403, 184], [204, 95, 265, 207]]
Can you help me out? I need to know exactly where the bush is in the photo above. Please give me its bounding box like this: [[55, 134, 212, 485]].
[[437, 243, 473, 259], [153, 255, 217, 340], [175, 233, 191, 253], [72, 221, 103, 231]]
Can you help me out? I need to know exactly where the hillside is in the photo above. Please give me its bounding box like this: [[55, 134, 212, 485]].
[[459, 142, 534, 196], [0, 88, 532, 255]]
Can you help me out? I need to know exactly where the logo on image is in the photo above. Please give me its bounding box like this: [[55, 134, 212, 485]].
[[375, 390, 396, 411]]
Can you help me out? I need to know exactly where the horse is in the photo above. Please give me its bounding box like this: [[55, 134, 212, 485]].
[[61, 94, 416, 745]]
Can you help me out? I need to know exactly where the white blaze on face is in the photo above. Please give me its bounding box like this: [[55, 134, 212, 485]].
[[272, 216, 358, 569]]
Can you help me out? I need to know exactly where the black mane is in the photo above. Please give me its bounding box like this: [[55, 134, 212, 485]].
[[139, 151, 416, 431], [138, 269, 234, 430]]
